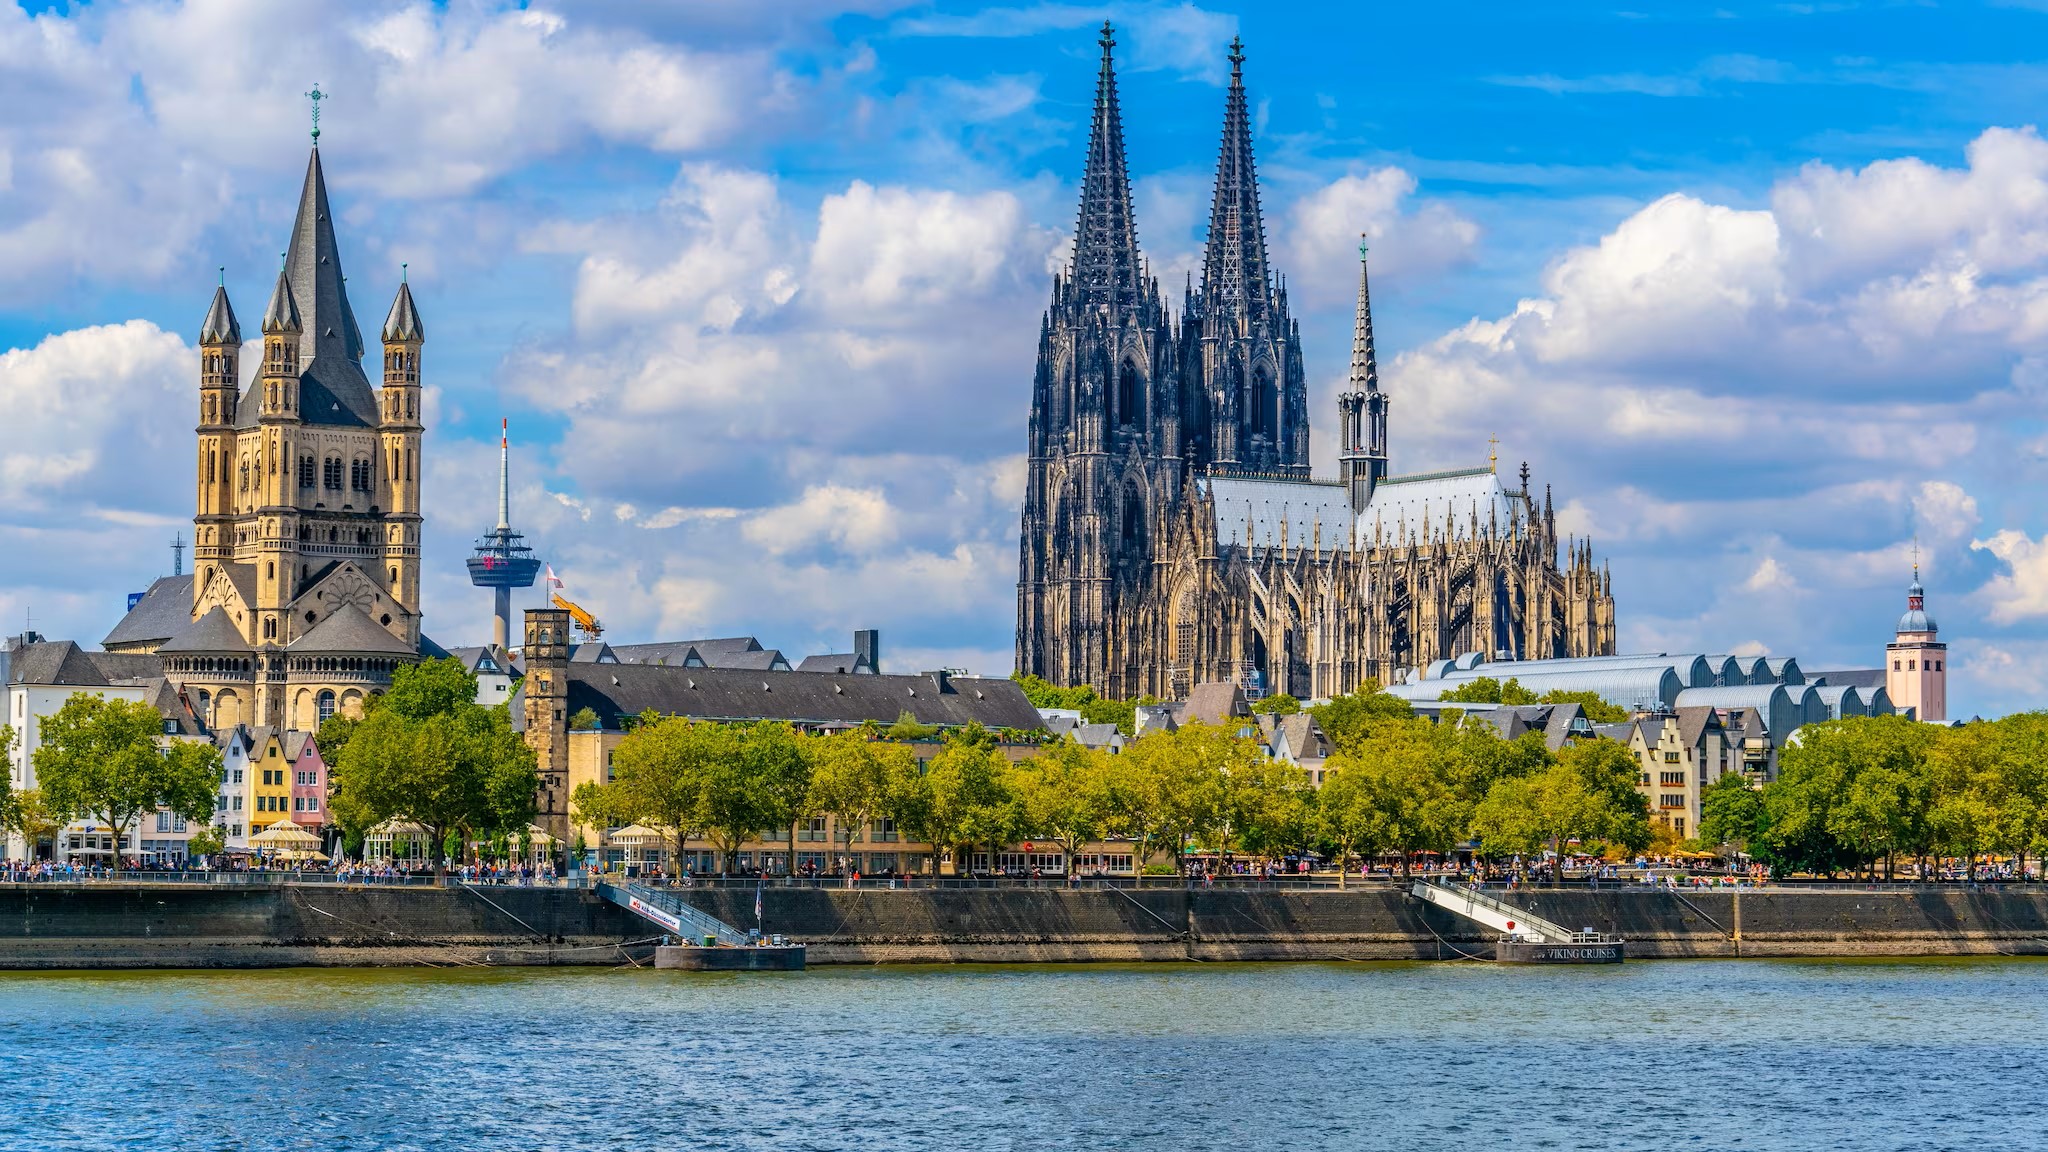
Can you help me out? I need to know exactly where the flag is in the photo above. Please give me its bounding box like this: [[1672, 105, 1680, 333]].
[[545, 565, 563, 590]]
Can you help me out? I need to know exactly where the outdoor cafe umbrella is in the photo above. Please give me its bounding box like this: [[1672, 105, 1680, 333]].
[[277, 848, 331, 863], [250, 820, 321, 849]]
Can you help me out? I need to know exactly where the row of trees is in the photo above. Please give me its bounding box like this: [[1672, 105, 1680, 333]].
[[1437, 676, 1631, 724], [1701, 713, 2048, 879], [571, 684, 1654, 879], [0, 698, 223, 861]]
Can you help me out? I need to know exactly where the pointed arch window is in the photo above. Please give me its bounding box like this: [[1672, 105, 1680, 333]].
[[1116, 359, 1138, 427], [1253, 366, 1275, 440]]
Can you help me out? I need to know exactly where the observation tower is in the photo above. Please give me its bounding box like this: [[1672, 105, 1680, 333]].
[[467, 419, 542, 649]]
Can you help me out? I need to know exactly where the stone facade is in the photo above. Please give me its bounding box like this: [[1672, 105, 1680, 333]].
[[1017, 29, 1616, 701], [102, 144, 426, 732]]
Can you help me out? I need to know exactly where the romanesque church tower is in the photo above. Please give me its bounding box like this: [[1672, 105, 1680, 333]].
[[109, 138, 427, 732]]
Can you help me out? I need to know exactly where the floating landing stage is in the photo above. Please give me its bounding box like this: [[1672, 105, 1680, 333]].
[[595, 881, 806, 971]]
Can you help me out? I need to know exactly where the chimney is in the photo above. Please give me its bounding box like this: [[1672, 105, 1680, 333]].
[[854, 629, 880, 675]]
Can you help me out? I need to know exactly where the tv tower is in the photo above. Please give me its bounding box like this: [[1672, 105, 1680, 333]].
[[466, 419, 542, 650]]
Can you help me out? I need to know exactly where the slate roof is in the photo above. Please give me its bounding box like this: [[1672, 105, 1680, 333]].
[[290, 606, 414, 655], [6, 641, 164, 686], [797, 652, 860, 674], [513, 666, 1044, 732], [157, 607, 252, 654], [382, 281, 424, 343], [200, 285, 241, 345], [1361, 467, 1521, 545], [1203, 476, 1353, 553], [606, 641, 702, 667], [102, 574, 196, 650], [148, 678, 208, 737], [418, 634, 453, 661], [1810, 668, 1884, 690], [1272, 713, 1328, 761], [611, 638, 791, 670], [1675, 705, 1725, 749], [447, 646, 519, 676]]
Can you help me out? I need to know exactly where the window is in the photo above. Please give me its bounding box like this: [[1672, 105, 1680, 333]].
[[299, 456, 315, 489], [157, 811, 171, 833], [232, 796, 242, 811], [873, 817, 898, 843], [1660, 793, 1686, 809], [232, 769, 242, 784], [317, 691, 337, 723], [1663, 751, 1680, 764], [1659, 771, 1685, 786], [1909, 660, 1917, 671], [216, 796, 227, 811], [293, 797, 303, 812], [1935, 660, 1943, 671], [800, 816, 828, 842], [1893, 660, 1901, 670], [174, 816, 187, 833], [306, 796, 319, 813], [324, 457, 343, 490]]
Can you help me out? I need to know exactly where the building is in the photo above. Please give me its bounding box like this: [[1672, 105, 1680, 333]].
[[99, 136, 429, 732], [1601, 708, 1740, 840], [4, 638, 210, 863], [1015, 28, 1616, 703], [1886, 567, 1947, 722]]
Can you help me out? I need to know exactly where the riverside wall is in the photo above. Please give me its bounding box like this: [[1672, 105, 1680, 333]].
[[3, 883, 2048, 968]]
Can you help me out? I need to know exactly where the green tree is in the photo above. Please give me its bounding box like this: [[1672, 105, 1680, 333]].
[[0, 724, 14, 822], [1121, 722, 1233, 875], [1314, 758, 1388, 887], [1, 787, 63, 860], [1251, 693, 1301, 716], [568, 707, 601, 732], [1536, 690, 1629, 724], [882, 710, 940, 742], [1011, 740, 1108, 866], [1094, 739, 1170, 873], [1310, 682, 1414, 753], [1354, 716, 1465, 880], [1439, 677, 1539, 707], [1209, 748, 1310, 868], [810, 729, 915, 870], [1470, 758, 1619, 882], [572, 715, 722, 867], [33, 695, 221, 868], [1699, 771, 1764, 855], [1557, 737, 1652, 854], [185, 823, 227, 859], [1762, 715, 1938, 880], [696, 722, 812, 872], [903, 740, 1015, 875], [329, 662, 537, 877]]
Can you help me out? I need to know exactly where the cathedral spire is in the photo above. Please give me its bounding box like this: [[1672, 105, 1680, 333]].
[[1338, 237, 1388, 515], [285, 145, 365, 367], [1200, 36, 1270, 321], [1069, 22, 1144, 311], [1349, 237, 1379, 393]]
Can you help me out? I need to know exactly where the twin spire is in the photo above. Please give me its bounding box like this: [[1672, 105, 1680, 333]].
[[1069, 22, 1145, 311], [1200, 37, 1272, 321]]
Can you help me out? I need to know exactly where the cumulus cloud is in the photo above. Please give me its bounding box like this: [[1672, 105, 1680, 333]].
[[0, 321, 191, 511], [1283, 168, 1481, 299]]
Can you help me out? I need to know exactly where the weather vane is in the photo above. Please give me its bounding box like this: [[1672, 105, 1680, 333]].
[[306, 84, 326, 142], [1488, 433, 1500, 473], [1359, 232, 1369, 258]]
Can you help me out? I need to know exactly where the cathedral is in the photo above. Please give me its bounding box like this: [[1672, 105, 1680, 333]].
[[102, 139, 427, 732], [1015, 28, 1617, 702]]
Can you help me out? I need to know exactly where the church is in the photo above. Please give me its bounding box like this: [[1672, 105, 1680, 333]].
[[101, 138, 428, 733], [1016, 28, 1617, 702]]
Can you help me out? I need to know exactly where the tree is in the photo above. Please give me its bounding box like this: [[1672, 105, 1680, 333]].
[[1209, 748, 1310, 868], [1251, 693, 1301, 716], [1008, 672, 1157, 735], [903, 739, 1015, 875], [1120, 723, 1231, 875], [810, 729, 914, 871], [1536, 690, 1629, 725], [1331, 716, 1465, 881], [186, 823, 227, 859], [1314, 758, 1387, 887], [33, 695, 221, 868], [882, 711, 940, 742], [1699, 771, 1764, 856], [572, 715, 723, 867], [1011, 741, 1109, 866], [1439, 676, 1538, 707], [1556, 738, 1652, 854], [1761, 716, 1938, 880], [1310, 683, 1414, 753], [1, 788, 63, 861], [568, 707, 601, 732], [1470, 760, 1615, 882], [0, 724, 13, 824], [329, 661, 537, 877]]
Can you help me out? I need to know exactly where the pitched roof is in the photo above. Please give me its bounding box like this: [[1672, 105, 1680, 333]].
[[515, 666, 1044, 733], [1274, 713, 1327, 760], [200, 285, 241, 345], [157, 607, 252, 654], [1180, 681, 1248, 727], [148, 678, 208, 737], [1675, 705, 1724, 749], [6, 641, 161, 686], [382, 280, 424, 343], [290, 606, 414, 655], [797, 652, 860, 674], [103, 574, 196, 649]]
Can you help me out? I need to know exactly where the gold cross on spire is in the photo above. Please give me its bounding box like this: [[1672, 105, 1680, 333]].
[[1488, 433, 1499, 473], [306, 84, 326, 142]]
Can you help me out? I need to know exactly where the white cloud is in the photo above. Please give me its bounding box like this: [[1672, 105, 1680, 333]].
[[0, 321, 191, 510], [742, 485, 901, 555], [809, 182, 1035, 319], [1972, 529, 2048, 623], [1283, 168, 1480, 299]]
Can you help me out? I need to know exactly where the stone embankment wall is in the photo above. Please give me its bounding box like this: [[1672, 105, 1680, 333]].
[[4, 883, 2048, 968]]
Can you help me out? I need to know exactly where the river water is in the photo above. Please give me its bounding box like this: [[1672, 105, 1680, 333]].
[[1, 958, 2040, 1151]]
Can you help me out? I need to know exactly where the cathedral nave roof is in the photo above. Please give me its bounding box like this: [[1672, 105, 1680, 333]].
[[102, 574, 195, 650], [158, 606, 253, 654], [289, 605, 415, 655], [1361, 467, 1520, 545]]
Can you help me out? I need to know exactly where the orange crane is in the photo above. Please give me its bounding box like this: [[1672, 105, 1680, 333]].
[[544, 567, 604, 639]]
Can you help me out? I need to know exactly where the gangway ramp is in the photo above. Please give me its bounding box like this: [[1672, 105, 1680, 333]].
[[595, 881, 747, 944], [1410, 880, 1624, 964]]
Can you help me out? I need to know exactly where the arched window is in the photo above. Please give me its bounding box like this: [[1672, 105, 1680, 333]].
[[1253, 367, 1275, 440], [1122, 483, 1145, 550], [317, 691, 337, 724], [262, 618, 276, 639], [1116, 359, 1138, 427]]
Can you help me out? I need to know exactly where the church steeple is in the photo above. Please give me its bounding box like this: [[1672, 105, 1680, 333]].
[[285, 146, 364, 367], [1069, 21, 1144, 312], [1200, 36, 1270, 322], [1338, 238, 1388, 514]]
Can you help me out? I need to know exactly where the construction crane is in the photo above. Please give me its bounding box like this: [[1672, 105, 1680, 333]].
[[551, 592, 604, 640], [543, 566, 603, 639]]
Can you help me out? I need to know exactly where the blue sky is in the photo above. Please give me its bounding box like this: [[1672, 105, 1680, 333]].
[[5, 0, 2048, 715]]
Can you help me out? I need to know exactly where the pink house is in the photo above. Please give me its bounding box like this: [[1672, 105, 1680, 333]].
[[286, 731, 330, 828]]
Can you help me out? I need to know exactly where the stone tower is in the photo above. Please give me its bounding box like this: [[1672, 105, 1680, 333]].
[[1886, 566, 1947, 722], [522, 607, 573, 842], [1016, 22, 1182, 690], [1336, 241, 1388, 514], [1182, 38, 1307, 477]]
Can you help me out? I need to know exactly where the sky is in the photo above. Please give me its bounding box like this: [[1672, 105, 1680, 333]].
[[4, 0, 2048, 716]]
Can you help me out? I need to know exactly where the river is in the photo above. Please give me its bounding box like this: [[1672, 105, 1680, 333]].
[[2, 958, 2039, 1150]]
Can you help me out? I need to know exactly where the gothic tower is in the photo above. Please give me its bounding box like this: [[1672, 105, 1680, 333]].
[[1336, 240, 1388, 514], [1183, 38, 1308, 476], [1017, 22, 1181, 694]]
